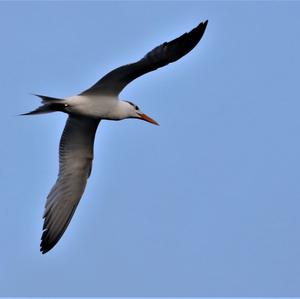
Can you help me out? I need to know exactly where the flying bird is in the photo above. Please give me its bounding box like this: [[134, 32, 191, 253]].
[[24, 20, 208, 253]]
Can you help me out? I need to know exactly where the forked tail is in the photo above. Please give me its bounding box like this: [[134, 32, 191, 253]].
[[21, 94, 67, 115]]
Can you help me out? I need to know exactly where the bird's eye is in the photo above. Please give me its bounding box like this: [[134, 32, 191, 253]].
[[135, 105, 139, 110]]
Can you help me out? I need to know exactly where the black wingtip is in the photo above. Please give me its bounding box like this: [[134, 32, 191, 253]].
[[40, 249, 50, 254], [40, 249, 47, 254], [40, 231, 54, 254], [199, 20, 208, 31], [40, 244, 48, 254]]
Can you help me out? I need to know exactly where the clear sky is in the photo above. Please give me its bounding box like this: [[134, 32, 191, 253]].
[[0, 0, 300, 297]]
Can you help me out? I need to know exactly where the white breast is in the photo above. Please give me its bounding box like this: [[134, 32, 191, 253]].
[[65, 94, 125, 119]]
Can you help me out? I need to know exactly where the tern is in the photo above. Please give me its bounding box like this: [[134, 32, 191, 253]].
[[24, 20, 208, 253]]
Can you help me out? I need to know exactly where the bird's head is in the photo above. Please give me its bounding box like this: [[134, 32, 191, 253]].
[[124, 100, 159, 125]]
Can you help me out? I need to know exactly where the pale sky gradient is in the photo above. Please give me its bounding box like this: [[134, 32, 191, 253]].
[[0, 1, 300, 297]]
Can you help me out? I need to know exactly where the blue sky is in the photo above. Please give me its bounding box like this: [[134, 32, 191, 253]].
[[0, 1, 300, 297]]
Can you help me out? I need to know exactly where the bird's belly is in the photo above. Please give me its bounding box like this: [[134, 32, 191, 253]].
[[66, 95, 119, 119]]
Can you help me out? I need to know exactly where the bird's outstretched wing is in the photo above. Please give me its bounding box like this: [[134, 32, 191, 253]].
[[40, 115, 100, 254], [80, 20, 208, 96]]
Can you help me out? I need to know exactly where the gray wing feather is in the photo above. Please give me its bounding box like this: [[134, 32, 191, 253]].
[[80, 20, 208, 96], [40, 115, 100, 254]]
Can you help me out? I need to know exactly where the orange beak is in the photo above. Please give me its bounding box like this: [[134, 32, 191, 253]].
[[138, 113, 159, 126]]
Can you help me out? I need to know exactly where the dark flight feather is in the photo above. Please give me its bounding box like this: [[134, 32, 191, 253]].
[[80, 20, 208, 96]]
